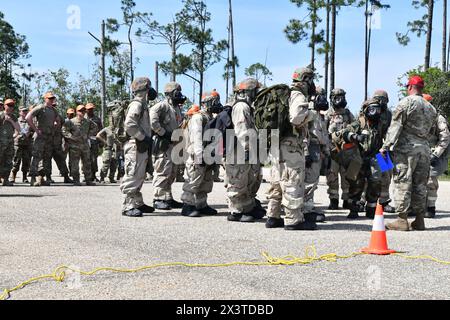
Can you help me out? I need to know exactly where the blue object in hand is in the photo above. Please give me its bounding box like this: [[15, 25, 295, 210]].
[[376, 152, 394, 173]]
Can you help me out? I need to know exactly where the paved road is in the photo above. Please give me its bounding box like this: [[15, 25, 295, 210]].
[[1, 170, 450, 300]]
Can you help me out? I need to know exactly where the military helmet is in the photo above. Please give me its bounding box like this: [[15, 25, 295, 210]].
[[164, 82, 182, 94], [292, 67, 314, 82], [330, 88, 346, 98], [237, 78, 261, 91], [131, 77, 151, 93]]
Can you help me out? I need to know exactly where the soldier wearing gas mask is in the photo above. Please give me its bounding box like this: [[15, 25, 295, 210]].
[[332, 99, 384, 219], [303, 87, 330, 222], [150, 82, 185, 210], [326, 88, 355, 210]]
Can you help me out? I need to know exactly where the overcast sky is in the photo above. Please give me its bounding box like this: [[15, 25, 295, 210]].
[[2, 0, 447, 112]]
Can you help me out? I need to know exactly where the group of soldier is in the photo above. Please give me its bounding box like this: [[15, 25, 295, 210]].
[[1, 66, 448, 232], [0, 93, 109, 187]]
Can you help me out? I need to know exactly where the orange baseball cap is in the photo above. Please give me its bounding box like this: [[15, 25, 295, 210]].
[[4, 99, 15, 106], [67, 108, 75, 114], [76, 105, 86, 112], [86, 103, 95, 110], [187, 105, 200, 116]]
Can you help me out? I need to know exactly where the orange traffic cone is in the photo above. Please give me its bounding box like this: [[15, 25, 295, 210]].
[[361, 203, 396, 255]]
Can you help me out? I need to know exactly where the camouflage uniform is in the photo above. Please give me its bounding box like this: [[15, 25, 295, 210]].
[[86, 113, 103, 179], [0, 112, 17, 181], [50, 115, 70, 179], [62, 116, 98, 183], [383, 94, 438, 230], [97, 127, 120, 182], [28, 104, 58, 178], [120, 78, 153, 213], [304, 109, 330, 214], [12, 116, 33, 179], [427, 113, 450, 209], [267, 85, 314, 227], [333, 99, 385, 218], [150, 96, 182, 202], [181, 111, 214, 210], [326, 99, 355, 204]]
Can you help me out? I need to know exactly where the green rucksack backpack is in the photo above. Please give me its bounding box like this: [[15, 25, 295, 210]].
[[254, 84, 294, 146], [108, 100, 130, 143]]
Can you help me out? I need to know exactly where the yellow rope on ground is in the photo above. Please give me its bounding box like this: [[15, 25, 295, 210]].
[[1, 246, 450, 300]]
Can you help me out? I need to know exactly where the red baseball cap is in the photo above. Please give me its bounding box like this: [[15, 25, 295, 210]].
[[407, 76, 425, 88]]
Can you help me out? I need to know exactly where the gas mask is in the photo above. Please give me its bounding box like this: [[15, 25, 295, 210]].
[[364, 103, 382, 122], [171, 90, 187, 106], [374, 96, 388, 111], [332, 95, 347, 109], [148, 87, 158, 102], [206, 99, 223, 114], [314, 94, 329, 111]]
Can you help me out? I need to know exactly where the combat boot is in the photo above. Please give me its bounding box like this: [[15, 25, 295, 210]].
[[167, 199, 183, 209], [386, 218, 410, 231], [30, 176, 37, 187], [22, 171, 29, 184], [137, 204, 155, 214], [328, 199, 339, 210], [425, 207, 436, 219], [227, 213, 243, 222], [199, 206, 218, 216], [381, 202, 396, 213], [181, 204, 201, 218], [73, 178, 82, 187], [2, 179, 13, 186], [86, 180, 96, 186], [285, 220, 317, 231], [265, 217, 284, 229], [122, 208, 143, 218], [305, 212, 326, 223], [154, 200, 171, 210], [46, 175, 55, 184], [410, 216, 426, 231], [63, 174, 74, 184], [365, 206, 376, 220], [41, 177, 51, 186], [109, 177, 117, 184]]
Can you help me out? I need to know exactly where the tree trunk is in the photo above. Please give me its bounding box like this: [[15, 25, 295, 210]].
[[101, 20, 106, 123], [199, 46, 205, 104], [424, 0, 434, 70], [229, 0, 236, 89], [311, 0, 316, 70], [364, 0, 371, 100], [330, 0, 336, 91], [325, 0, 330, 96], [443, 0, 447, 71], [128, 25, 134, 99], [171, 22, 177, 82]]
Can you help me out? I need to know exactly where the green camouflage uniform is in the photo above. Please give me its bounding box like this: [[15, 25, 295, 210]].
[[62, 116, 98, 182], [383, 94, 438, 224], [12, 116, 33, 177], [28, 105, 58, 177], [98, 127, 120, 181], [86, 114, 103, 179], [0, 112, 17, 180], [326, 107, 355, 201], [267, 88, 314, 226], [50, 116, 70, 177], [427, 113, 450, 208]]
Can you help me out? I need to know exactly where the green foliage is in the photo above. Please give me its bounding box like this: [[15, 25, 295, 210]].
[[0, 11, 30, 101], [397, 67, 450, 118], [244, 63, 273, 82], [396, 0, 431, 46]]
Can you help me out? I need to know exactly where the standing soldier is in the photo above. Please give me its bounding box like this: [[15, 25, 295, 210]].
[[0, 99, 20, 186], [265, 69, 316, 230], [62, 105, 98, 186], [332, 99, 385, 219], [226, 78, 264, 223], [49, 111, 73, 184], [10, 106, 33, 184], [304, 87, 329, 222], [372, 90, 394, 213], [423, 94, 450, 219], [120, 77, 156, 217], [96, 125, 120, 184], [26, 92, 59, 187], [380, 76, 438, 231], [86, 103, 103, 182], [326, 88, 355, 210], [150, 82, 185, 210], [180, 92, 221, 217]]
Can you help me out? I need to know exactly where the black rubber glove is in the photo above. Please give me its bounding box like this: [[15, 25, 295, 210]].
[[143, 135, 153, 146], [305, 155, 313, 168], [430, 154, 439, 167]]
